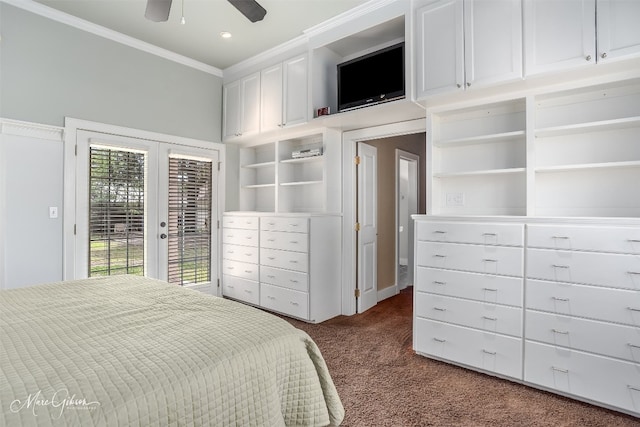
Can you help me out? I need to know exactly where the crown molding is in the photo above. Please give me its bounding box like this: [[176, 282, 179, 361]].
[[303, 0, 398, 38], [223, 35, 307, 79], [0, 118, 64, 141], [1, 0, 223, 77]]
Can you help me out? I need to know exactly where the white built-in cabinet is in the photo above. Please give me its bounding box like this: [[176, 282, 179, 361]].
[[222, 72, 261, 140], [260, 54, 309, 133], [222, 213, 342, 323], [427, 78, 640, 218], [415, 0, 522, 98], [238, 128, 341, 214], [524, 0, 640, 76]]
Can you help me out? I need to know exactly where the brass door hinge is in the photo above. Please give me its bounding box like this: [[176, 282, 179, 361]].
[[354, 155, 361, 165], [355, 222, 361, 232], [354, 288, 361, 298]]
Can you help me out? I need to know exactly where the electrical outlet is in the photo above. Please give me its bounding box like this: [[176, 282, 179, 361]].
[[445, 193, 464, 207]]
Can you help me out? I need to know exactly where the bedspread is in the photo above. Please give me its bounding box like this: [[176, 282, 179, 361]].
[[0, 275, 344, 426]]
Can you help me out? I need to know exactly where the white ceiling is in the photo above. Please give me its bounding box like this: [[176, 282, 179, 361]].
[[33, 0, 371, 71]]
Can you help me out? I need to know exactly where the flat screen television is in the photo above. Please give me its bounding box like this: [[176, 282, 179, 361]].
[[337, 42, 405, 112]]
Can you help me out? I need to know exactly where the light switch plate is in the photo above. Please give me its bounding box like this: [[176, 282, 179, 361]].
[[49, 206, 58, 219]]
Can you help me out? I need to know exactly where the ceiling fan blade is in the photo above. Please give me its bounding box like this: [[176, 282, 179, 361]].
[[227, 0, 267, 23], [145, 0, 173, 22]]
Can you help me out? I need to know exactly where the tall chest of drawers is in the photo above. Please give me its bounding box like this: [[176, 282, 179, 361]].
[[525, 223, 640, 416], [413, 220, 525, 380], [222, 213, 341, 323]]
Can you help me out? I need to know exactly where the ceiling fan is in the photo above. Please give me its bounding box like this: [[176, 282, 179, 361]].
[[145, 0, 267, 23]]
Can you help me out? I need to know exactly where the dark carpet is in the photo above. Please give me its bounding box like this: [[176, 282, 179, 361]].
[[285, 287, 640, 427]]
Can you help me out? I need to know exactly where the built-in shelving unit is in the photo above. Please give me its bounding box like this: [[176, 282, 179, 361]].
[[428, 98, 527, 216]]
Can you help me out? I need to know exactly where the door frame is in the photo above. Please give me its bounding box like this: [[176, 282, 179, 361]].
[[63, 118, 225, 292], [341, 118, 425, 316], [395, 149, 420, 291]]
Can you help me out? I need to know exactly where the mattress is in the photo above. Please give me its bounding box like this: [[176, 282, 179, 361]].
[[0, 275, 344, 426]]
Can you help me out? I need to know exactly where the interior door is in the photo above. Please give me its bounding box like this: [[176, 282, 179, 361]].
[[75, 130, 219, 293], [357, 142, 378, 313]]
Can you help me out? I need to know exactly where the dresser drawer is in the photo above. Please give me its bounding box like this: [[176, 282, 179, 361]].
[[222, 228, 259, 247], [524, 341, 640, 415], [222, 259, 259, 282], [527, 248, 640, 290], [417, 242, 523, 277], [222, 244, 259, 264], [416, 267, 522, 307], [528, 224, 640, 254], [260, 248, 308, 273], [223, 215, 259, 230], [526, 279, 640, 327], [415, 293, 522, 337], [261, 283, 309, 320], [416, 221, 524, 247], [260, 217, 309, 233], [526, 310, 640, 364], [222, 275, 259, 305], [260, 265, 308, 292], [415, 318, 522, 380], [260, 230, 309, 253]]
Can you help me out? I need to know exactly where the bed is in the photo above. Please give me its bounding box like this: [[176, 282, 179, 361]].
[[0, 275, 344, 426]]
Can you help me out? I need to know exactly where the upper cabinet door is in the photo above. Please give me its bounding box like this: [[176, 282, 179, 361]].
[[222, 80, 241, 140], [415, 0, 465, 98], [464, 0, 522, 88], [596, 0, 640, 62], [260, 63, 284, 133], [240, 72, 261, 137], [524, 0, 596, 76], [282, 54, 308, 128]]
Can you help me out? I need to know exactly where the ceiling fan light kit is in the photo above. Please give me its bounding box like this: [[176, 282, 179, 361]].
[[144, 0, 266, 24]]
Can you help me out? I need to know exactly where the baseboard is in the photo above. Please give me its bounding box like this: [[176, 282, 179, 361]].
[[377, 284, 399, 302]]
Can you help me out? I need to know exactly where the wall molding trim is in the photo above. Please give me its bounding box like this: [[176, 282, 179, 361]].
[[0, 118, 64, 141], [1, 0, 222, 77]]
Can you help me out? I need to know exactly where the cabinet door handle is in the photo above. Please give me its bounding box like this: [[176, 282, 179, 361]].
[[552, 367, 569, 373], [482, 349, 496, 355], [433, 338, 446, 343], [585, 55, 592, 61], [552, 329, 569, 335], [601, 52, 607, 59]]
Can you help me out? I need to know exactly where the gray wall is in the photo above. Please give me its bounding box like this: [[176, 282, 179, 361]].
[[0, 3, 222, 142]]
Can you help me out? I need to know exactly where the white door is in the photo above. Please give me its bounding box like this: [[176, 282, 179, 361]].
[[596, 0, 640, 62], [357, 142, 378, 313], [464, 0, 522, 88], [75, 130, 219, 292], [415, 0, 464, 98], [524, 0, 596, 76]]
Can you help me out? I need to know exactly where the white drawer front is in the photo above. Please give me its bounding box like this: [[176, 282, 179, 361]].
[[416, 221, 524, 247], [223, 215, 259, 230], [260, 230, 309, 253], [261, 283, 309, 320], [222, 244, 259, 264], [260, 217, 309, 233], [527, 248, 640, 290], [415, 293, 522, 337], [528, 224, 640, 254], [416, 267, 523, 307], [526, 310, 640, 364], [222, 275, 259, 305], [260, 265, 308, 292], [526, 279, 640, 327], [222, 228, 259, 247], [524, 341, 640, 415], [222, 259, 259, 282], [415, 318, 522, 380], [260, 248, 308, 273], [417, 242, 523, 277]]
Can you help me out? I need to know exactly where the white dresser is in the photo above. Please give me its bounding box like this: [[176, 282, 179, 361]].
[[222, 212, 341, 323], [413, 220, 525, 380], [413, 216, 640, 417]]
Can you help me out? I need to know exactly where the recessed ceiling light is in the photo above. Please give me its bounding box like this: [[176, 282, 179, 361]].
[[220, 32, 232, 39]]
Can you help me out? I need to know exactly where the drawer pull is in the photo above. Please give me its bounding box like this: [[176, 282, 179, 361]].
[[482, 288, 498, 292], [628, 271, 640, 275], [244, 289, 252, 294], [268, 222, 276, 226], [244, 253, 252, 256], [552, 236, 569, 240], [482, 316, 497, 321], [551, 367, 569, 374], [290, 241, 299, 244], [433, 338, 446, 343], [289, 260, 298, 264], [227, 250, 234, 254], [227, 266, 235, 270], [289, 223, 299, 227], [244, 270, 252, 274], [267, 239, 275, 242], [226, 234, 234, 238], [552, 264, 569, 269], [290, 302, 299, 306], [552, 329, 569, 335], [267, 275, 276, 279], [482, 259, 497, 263], [267, 295, 275, 300], [245, 236, 253, 240], [627, 307, 640, 312], [627, 239, 640, 243], [552, 297, 569, 302], [434, 254, 447, 258], [433, 307, 447, 312], [433, 281, 447, 285], [627, 343, 640, 349], [482, 233, 497, 237], [268, 257, 275, 260], [628, 386, 640, 392], [482, 349, 496, 355], [227, 285, 234, 289], [245, 221, 252, 224], [290, 279, 299, 283], [433, 230, 447, 234]]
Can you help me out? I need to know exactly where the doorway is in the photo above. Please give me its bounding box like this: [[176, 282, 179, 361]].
[[396, 150, 419, 291]]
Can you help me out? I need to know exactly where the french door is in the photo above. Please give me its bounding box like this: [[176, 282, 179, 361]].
[[74, 130, 219, 291]]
